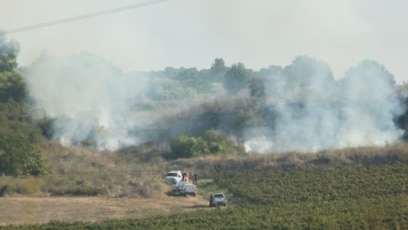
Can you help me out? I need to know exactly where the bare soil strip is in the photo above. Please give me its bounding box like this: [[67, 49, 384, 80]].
[[0, 195, 209, 226]]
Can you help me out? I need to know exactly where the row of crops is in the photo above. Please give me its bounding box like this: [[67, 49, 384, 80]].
[[216, 164, 408, 204]]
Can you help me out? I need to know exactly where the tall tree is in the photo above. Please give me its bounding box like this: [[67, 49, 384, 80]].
[[283, 55, 334, 91], [0, 32, 46, 176], [250, 78, 266, 101], [0, 32, 25, 102], [210, 58, 227, 82], [0, 71, 26, 102], [223, 63, 250, 95], [0, 31, 19, 72]]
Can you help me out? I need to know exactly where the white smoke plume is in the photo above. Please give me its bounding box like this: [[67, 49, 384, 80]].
[[25, 53, 404, 153], [26, 52, 153, 150], [244, 56, 404, 153]]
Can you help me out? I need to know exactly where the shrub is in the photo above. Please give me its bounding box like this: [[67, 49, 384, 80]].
[[0, 176, 44, 196], [166, 131, 242, 160], [0, 134, 47, 176]]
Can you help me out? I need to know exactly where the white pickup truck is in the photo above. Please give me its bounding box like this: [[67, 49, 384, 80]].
[[165, 170, 182, 184]]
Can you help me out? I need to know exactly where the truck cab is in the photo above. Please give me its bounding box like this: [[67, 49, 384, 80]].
[[165, 170, 182, 184]]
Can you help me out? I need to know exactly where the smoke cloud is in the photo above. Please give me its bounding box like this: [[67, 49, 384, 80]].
[[27, 52, 153, 150], [25, 53, 404, 153], [244, 56, 404, 153]]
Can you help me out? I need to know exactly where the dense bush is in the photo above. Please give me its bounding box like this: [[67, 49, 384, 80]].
[[0, 135, 46, 176], [0, 176, 44, 196], [0, 101, 44, 143], [165, 131, 242, 159]]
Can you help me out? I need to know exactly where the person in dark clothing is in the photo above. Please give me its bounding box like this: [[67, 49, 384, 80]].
[[194, 174, 198, 185]]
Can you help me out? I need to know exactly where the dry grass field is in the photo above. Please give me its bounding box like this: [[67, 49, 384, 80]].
[[0, 195, 209, 226], [2, 143, 408, 227]]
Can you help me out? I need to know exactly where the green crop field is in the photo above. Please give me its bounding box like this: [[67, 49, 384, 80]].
[[3, 163, 408, 229]]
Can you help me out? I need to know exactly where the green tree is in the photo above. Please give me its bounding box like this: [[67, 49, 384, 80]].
[[169, 135, 198, 159], [166, 131, 242, 159], [0, 135, 47, 176], [0, 71, 26, 102], [0, 31, 19, 72], [223, 63, 250, 95], [168, 134, 213, 159], [175, 68, 212, 94], [258, 65, 282, 78], [210, 58, 227, 82], [0, 101, 43, 143], [249, 78, 266, 101], [202, 130, 235, 154], [0, 32, 25, 102], [175, 68, 199, 85], [0, 33, 46, 176], [283, 55, 334, 91]]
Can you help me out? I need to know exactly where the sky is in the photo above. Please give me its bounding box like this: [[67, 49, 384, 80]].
[[0, 0, 407, 83]]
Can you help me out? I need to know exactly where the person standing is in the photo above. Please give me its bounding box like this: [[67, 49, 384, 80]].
[[194, 173, 198, 185]]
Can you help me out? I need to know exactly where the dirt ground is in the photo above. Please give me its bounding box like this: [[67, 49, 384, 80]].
[[0, 195, 209, 226]]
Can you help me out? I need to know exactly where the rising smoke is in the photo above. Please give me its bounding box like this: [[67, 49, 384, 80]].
[[26, 53, 404, 153], [26, 52, 153, 150], [244, 56, 404, 153]]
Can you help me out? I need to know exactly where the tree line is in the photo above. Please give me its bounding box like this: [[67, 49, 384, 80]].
[[2, 30, 408, 176]]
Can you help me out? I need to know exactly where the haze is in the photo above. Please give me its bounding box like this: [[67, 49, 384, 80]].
[[0, 0, 407, 82]]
